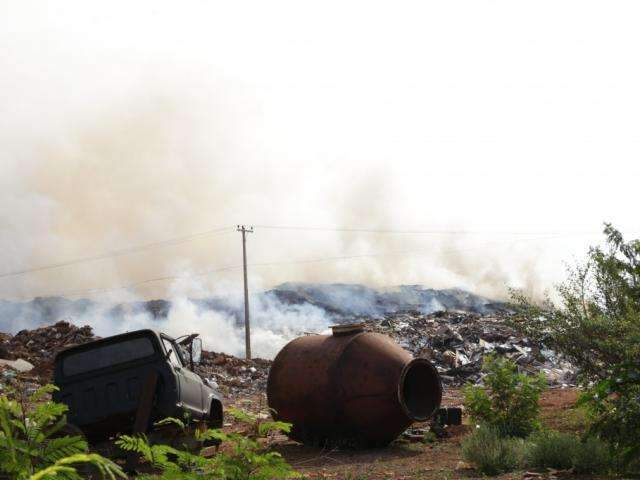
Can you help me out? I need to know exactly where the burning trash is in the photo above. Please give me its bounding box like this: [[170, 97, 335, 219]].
[[196, 350, 272, 397], [361, 311, 577, 387], [267, 324, 442, 448]]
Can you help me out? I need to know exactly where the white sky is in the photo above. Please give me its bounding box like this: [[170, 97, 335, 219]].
[[1, 1, 639, 301]]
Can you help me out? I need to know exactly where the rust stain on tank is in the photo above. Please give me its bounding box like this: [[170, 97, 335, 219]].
[[267, 324, 442, 447]]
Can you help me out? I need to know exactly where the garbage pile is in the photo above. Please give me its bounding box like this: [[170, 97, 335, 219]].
[[1, 320, 96, 379], [196, 351, 272, 398], [0, 321, 272, 398], [362, 310, 576, 387], [0, 310, 575, 397]]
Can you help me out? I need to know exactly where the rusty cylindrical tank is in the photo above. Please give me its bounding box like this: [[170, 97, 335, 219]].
[[267, 324, 442, 447]]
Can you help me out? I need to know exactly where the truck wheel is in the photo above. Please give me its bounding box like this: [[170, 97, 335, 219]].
[[207, 399, 224, 429]]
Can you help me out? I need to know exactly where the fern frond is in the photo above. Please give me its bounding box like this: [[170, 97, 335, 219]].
[[41, 416, 69, 439], [226, 407, 256, 424], [115, 435, 180, 470], [0, 397, 22, 417], [114, 435, 144, 452], [153, 417, 186, 430], [29, 464, 82, 480], [194, 428, 228, 443], [32, 402, 68, 427], [29, 385, 59, 403], [10, 418, 27, 434], [29, 453, 127, 480], [42, 435, 88, 463], [257, 421, 292, 436], [147, 444, 183, 470]]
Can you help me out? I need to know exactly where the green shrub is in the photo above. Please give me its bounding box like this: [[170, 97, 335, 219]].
[[526, 430, 612, 474], [526, 430, 577, 470], [464, 427, 613, 476], [463, 354, 546, 437], [0, 383, 125, 480], [512, 224, 640, 466], [461, 426, 526, 476], [573, 436, 612, 474]]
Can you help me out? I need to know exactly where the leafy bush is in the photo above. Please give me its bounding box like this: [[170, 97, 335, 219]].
[[526, 430, 612, 474], [573, 436, 612, 474], [0, 383, 125, 480], [526, 430, 577, 470], [464, 427, 613, 476], [117, 408, 300, 479], [461, 425, 526, 476], [463, 354, 546, 437], [512, 224, 640, 467]]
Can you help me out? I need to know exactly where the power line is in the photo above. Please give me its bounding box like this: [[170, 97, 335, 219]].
[[0, 226, 234, 280], [6, 263, 245, 301], [0, 224, 622, 282], [253, 225, 611, 236], [3, 232, 566, 301], [246, 233, 566, 268]]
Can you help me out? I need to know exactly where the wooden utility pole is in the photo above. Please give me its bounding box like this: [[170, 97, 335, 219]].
[[237, 225, 253, 359]]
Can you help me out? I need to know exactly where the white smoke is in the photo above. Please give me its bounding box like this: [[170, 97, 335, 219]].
[[3, 0, 638, 352], [1, 274, 333, 359], [149, 283, 332, 359]]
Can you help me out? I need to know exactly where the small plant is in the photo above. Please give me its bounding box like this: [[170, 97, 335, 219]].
[[117, 408, 300, 479], [573, 436, 612, 474], [526, 430, 577, 470], [0, 383, 126, 480], [463, 354, 546, 437], [117, 417, 213, 478], [461, 425, 526, 476], [526, 430, 612, 473]]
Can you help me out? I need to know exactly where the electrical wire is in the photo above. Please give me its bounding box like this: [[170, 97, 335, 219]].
[[0, 224, 617, 282], [0, 226, 234, 280], [253, 224, 610, 236], [5, 232, 565, 300], [2, 224, 628, 300]]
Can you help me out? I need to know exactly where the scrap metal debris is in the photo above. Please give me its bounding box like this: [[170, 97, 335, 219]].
[[2, 321, 96, 378], [361, 310, 576, 387], [195, 351, 271, 397], [0, 310, 574, 399]]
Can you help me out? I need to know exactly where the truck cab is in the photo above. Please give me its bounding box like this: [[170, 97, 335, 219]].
[[53, 329, 222, 442]]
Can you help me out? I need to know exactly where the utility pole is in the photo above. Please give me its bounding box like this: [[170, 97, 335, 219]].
[[237, 225, 253, 359]]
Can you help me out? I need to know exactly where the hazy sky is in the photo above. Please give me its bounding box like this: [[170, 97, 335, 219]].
[[1, 1, 639, 302]]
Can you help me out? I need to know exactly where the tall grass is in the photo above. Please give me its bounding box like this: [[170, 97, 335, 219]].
[[463, 426, 613, 476], [461, 426, 526, 476]]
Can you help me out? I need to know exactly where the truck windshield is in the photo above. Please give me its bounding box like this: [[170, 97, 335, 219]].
[[62, 336, 156, 376]]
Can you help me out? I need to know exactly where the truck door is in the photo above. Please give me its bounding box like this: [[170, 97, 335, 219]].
[[161, 336, 204, 418]]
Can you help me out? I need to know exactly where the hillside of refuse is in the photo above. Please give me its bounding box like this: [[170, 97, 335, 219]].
[[0, 310, 574, 400], [0, 283, 505, 334]]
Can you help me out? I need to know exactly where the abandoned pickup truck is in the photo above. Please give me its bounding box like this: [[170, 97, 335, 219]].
[[53, 329, 223, 442]]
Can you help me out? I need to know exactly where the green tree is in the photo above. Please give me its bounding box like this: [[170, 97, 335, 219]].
[[511, 224, 640, 466]]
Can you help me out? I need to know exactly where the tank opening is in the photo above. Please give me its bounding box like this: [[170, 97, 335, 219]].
[[398, 358, 442, 421]]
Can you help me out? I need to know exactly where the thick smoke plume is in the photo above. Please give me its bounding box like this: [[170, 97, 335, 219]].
[[0, 87, 582, 357], [3, 1, 622, 356], [1, 94, 559, 302]]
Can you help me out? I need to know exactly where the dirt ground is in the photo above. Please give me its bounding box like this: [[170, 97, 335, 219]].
[[231, 388, 594, 480]]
